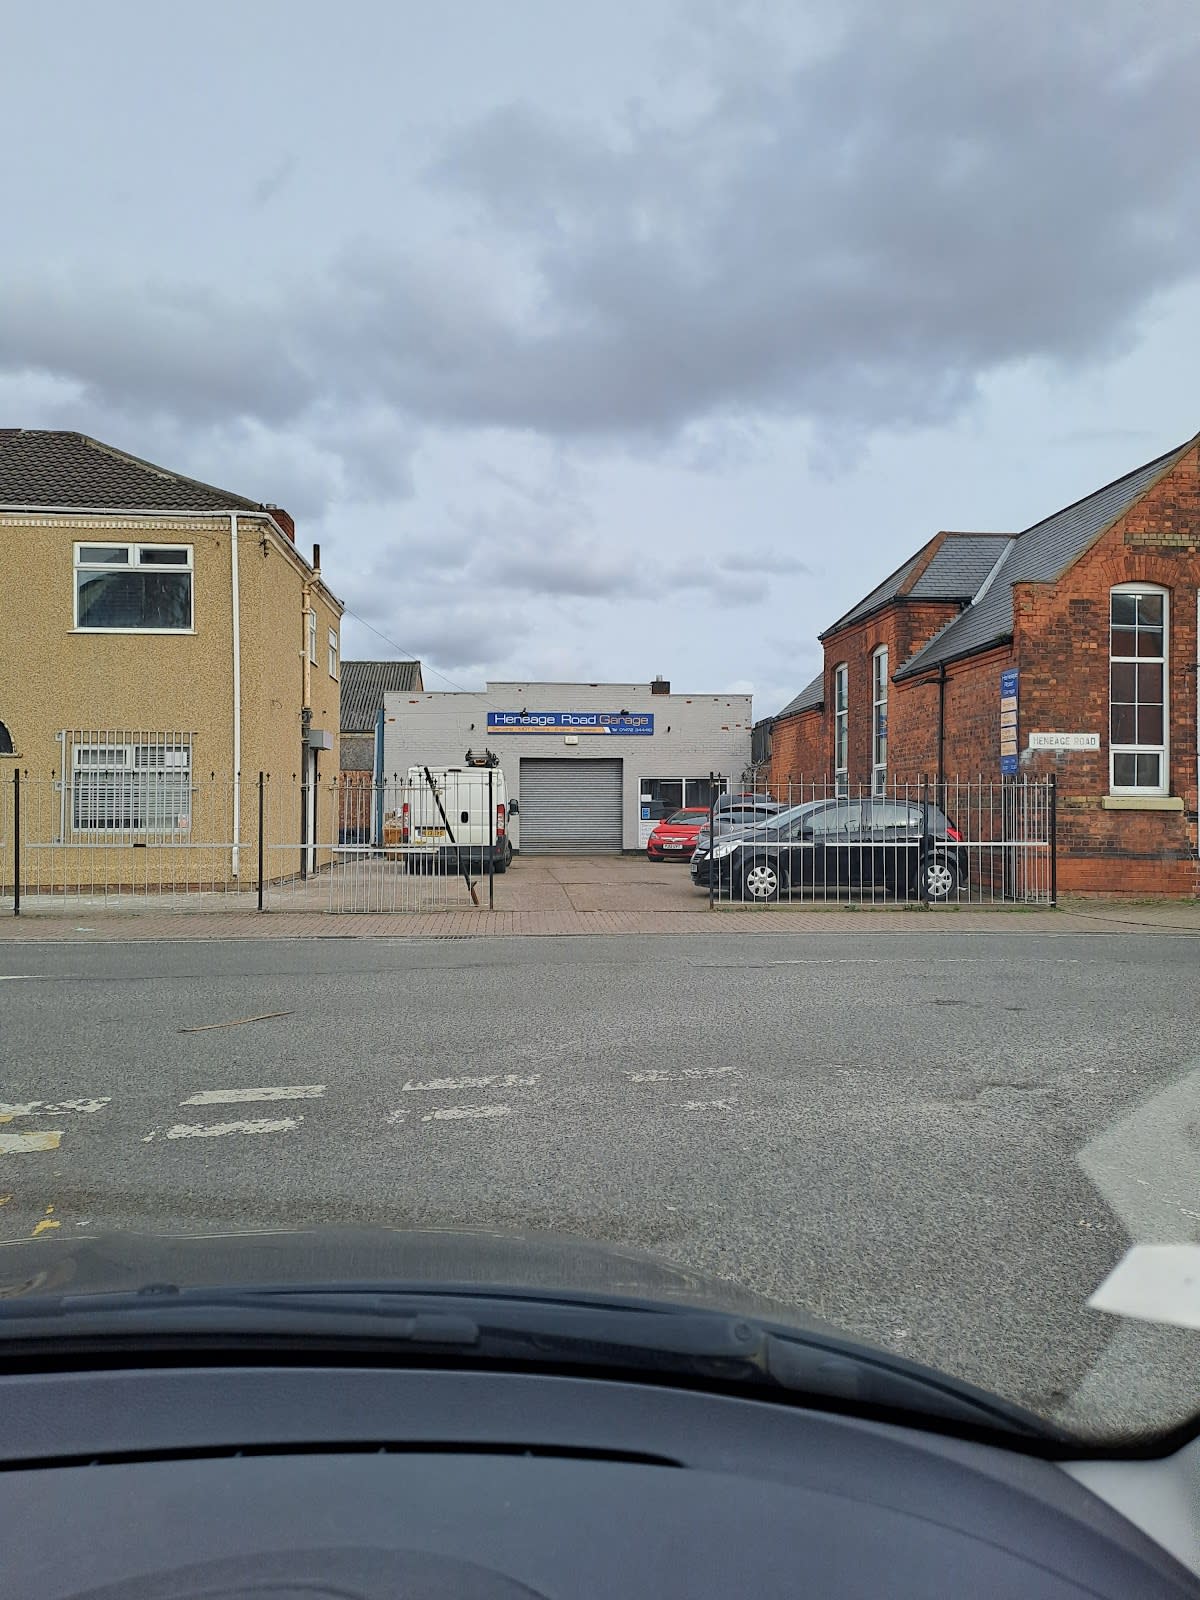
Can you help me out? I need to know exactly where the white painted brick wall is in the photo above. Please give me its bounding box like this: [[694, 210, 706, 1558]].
[[381, 682, 752, 850]]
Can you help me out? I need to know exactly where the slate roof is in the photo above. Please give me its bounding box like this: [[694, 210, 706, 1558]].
[[895, 439, 1192, 680], [775, 671, 824, 719], [908, 533, 1013, 600], [340, 659, 423, 732], [0, 429, 264, 511]]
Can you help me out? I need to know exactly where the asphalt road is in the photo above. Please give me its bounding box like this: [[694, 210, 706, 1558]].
[[1, 928, 1198, 1441]]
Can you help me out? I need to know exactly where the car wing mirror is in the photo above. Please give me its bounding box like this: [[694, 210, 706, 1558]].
[[508, 799, 519, 815]]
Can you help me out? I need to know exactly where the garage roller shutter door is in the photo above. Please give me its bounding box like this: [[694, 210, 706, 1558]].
[[518, 759, 624, 853]]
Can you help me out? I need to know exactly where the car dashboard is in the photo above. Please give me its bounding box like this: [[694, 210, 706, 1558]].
[[1, 1362, 1198, 1599]]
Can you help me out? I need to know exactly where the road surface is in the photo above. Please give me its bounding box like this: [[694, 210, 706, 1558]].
[[1, 928, 1197, 1439]]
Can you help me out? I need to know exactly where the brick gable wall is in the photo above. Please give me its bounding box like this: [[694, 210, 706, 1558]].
[[766, 599, 962, 790], [1011, 443, 1199, 895]]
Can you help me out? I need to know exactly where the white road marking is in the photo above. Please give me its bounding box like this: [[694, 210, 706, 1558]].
[[1089, 1245, 1200, 1332], [181, 1086, 325, 1105], [1060, 1060, 1200, 1439], [0, 1131, 64, 1154], [627, 1065, 738, 1084], [0, 1098, 110, 1118], [421, 1104, 512, 1123], [403, 1074, 538, 1092], [162, 1118, 303, 1139], [0, 975, 37, 981], [1078, 1062, 1200, 1242], [681, 1098, 737, 1112]]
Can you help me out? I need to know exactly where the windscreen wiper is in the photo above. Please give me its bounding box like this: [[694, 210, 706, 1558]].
[[0, 1285, 1066, 1442]]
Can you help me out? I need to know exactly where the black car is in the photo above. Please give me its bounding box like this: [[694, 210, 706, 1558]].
[[693, 797, 783, 853], [690, 796, 967, 902]]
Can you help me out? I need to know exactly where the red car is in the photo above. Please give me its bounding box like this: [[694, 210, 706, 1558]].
[[646, 807, 709, 862]]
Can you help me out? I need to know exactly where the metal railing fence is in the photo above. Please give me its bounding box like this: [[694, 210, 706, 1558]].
[[2, 767, 508, 915], [692, 775, 1055, 908]]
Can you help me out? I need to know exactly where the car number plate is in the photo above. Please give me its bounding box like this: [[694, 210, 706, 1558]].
[[664, 842, 684, 850], [417, 827, 448, 838]]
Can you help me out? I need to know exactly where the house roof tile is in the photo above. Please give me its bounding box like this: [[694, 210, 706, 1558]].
[[0, 429, 264, 512]]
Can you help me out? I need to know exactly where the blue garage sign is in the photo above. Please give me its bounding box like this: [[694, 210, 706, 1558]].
[[487, 711, 654, 735], [999, 670, 1019, 775]]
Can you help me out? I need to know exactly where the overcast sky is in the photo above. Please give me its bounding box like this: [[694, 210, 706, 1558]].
[[3, 0, 1198, 713]]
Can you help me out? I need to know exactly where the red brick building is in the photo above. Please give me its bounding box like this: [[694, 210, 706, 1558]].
[[764, 435, 1200, 896]]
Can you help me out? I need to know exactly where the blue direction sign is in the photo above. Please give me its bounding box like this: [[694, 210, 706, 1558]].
[[999, 669, 1019, 775]]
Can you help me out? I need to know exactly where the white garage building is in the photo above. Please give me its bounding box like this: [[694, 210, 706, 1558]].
[[380, 679, 753, 853]]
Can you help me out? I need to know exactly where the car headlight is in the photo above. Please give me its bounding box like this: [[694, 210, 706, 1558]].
[[711, 840, 739, 860]]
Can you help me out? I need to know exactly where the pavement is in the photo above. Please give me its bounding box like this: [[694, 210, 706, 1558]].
[[1, 926, 1198, 1445], [2, 850, 1198, 940]]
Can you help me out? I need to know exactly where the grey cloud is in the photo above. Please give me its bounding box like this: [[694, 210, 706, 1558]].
[[251, 154, 299, 211], [344, 579, 534, 680], [717, 548, 811, 577], [3, 1, 1198, 495], [668, 567, 768, 605], [502, 548, 639, 598]]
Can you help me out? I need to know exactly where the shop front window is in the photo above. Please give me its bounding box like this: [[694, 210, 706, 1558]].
[[641, 777, 726, 820]]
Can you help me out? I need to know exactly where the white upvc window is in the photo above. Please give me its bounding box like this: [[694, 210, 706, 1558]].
[[69, 736, 193, 834], [328, 628, 339, 680], [74, 543, 193, 631], [308, 608, 318, 664], [833, 663, 849, 795], [871, 645, 888, 796], [1109, 585, 1168, 795]]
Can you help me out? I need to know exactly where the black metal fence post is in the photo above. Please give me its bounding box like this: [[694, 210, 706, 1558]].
[[708, 771, 716, 911], [919, 772, 930, 905], [257, 771, 265, 912], [12, 767, 20, 918], [1049, 774, 1058, 908], [488, 767, 495, 911]]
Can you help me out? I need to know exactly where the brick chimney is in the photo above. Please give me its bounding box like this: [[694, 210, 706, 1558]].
[[265, 504, 295, 541], [651, 675, 670, 695]]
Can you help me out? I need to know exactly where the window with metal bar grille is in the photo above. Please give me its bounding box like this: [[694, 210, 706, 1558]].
[[67, 734, 194, 834]]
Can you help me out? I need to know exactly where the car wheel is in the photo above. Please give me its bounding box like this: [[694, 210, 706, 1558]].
[[921, 854, 960, 902], [740, 857, 782, 902]]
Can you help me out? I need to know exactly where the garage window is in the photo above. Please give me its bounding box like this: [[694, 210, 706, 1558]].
[[1110, 585, 1167, 795], [641, 777, 725, 820]]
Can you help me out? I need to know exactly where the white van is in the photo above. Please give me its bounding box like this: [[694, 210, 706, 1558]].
[[383, 758, 514, 874]]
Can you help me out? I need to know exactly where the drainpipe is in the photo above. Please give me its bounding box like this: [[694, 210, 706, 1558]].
[[301, 543, 322, 715], [230, 513, 241, 877], [301, 582, 313, 713], [936, 662, 947, 811]]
